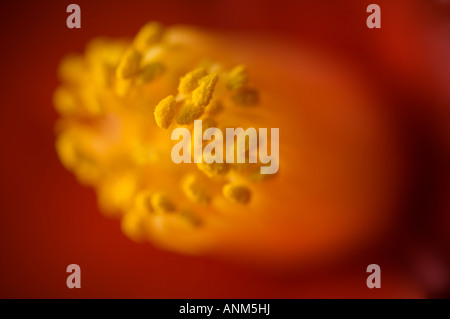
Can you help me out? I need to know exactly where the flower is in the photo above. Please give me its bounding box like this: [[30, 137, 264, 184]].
[[54, 22, 403, 269]]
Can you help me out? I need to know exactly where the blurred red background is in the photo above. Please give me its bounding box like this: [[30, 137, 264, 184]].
[[0, 0, 448, 298]]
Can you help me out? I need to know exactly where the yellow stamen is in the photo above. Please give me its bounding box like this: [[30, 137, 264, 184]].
[[54, 21, 270, 251], [133, 21, 164, 53], [138, 61, 165, 83], [227, 64, 248, 90], [116, 48, 142, 79], [178, 67, 208, 94], [192, 73, 218, 108], [176, 101, 204, 125], [154, 95, 176, 129]]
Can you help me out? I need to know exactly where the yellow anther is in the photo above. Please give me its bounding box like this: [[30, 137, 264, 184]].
[[176, 101, 204, 125], [133, 22, 164, 53], [178, 67, 208, 94], [182, 174, 212, 204], [192, 73, 218, 108], [232, 88, 259, 106], [53, 87, 77, 115], [197, 160, 229, 177], [222, 183, 251, 204], [226, 64, 248, 90], [154, 95, 176, 129], [150, 192, 176, 213], [116, 48, 142, 79], [138, 61, 165, 83]]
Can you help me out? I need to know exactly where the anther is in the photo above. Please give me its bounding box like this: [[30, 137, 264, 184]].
[[138, 61, 165, 83], [192, 73, 218, 108], [226, 64, 248, 90], [116, 48, 142, 79], [176, 101, 204, 125], [154, 95, 176, 129], [178, 67, 208, 94], [133, 22, 164, 53]]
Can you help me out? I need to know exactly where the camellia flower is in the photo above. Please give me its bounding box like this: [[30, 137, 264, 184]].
[[54, 22, 404, 269]]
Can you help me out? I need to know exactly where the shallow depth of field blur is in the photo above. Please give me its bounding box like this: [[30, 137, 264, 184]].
[[0, 0, 449, 298]]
